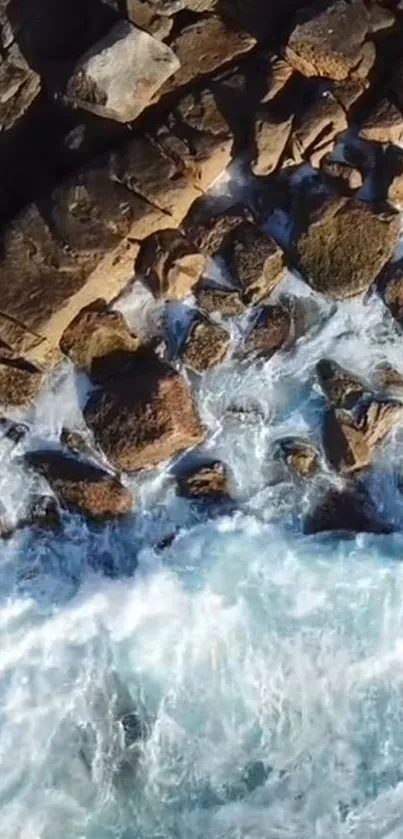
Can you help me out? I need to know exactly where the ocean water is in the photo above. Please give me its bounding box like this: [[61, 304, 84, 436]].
[[2, 256, 403, 837]]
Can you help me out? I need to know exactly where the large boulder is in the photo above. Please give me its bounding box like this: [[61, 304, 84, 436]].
[[83, 350, 205, 470], [294, 197, 400, 299], [60, 299, 140, 380], [304, 482, 392, 535], [135, 229, 205, 300], [180, 313, 230, 373], [322, 400, 403, 473], [24, 450, 133, 521], [66, 20, 179, 123]]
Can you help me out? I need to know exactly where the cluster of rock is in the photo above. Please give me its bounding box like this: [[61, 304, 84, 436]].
[[2, 0, 403, 536]]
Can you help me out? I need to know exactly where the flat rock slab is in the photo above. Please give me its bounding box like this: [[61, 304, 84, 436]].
[[66, 20, 179, 123], [294, 198, 400, 299], [83, 350, 205, 471]]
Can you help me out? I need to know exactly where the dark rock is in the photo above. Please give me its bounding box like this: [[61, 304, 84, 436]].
[[135, 229, 205, 300], [24, 494, 62, 531], [294, 197, 400, 299], [180, 313, 229, 373], [280, 439, 320, 477], [60, 427, 93, 457], [176, 460, 229, 499], [383, 260, 403, 323], [183, 205, 250, 256], [0, 359, 44, 407], [60, 299, 140, 380], [359, 98, 403, 145], [322, 400, 403, 473], [24, 450, 133, 521], [83, 349, 205, 470], [304, 482, 392, 535], [290, 92, 347, 167], [242, 304, 291, 360], [317, 359, 366, 410], [320, 158, 363, 191], [195, 285, 245, 316]]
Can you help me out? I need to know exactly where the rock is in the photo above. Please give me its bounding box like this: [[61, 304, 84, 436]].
[[294, 197, 400, 299], [286, 0, 373, 81], [125, 0, 173, 38], [242, 304, 291, 360], [333, 78, 366, 114], [290, 92, 347, 166], [374, 363, 403, 391], [60, 299, 141, 381], [183, 205, 250, 256], [195, 285, 245, 316], [281, 293, 332, 341], [384, 146, 403, 206], [180, 313, 229, 373], [0, 417, 29, 444], [304, 482, 392, 535], [383, 261, 403, 323], [60, 427, 92, 456], [317, 359, 367, 409], [176, 460, 229, 499], [359, 98, 403, 145], [23, 495, 62, 532], [224, 222, 286, 305], [0, 44, 40, 135], [66, 20, 179, 123], [260, 57, 294, 103], [251, 112, 293, 176], [83, 349, 205, 470], [320, 158, 363, 191], [24, 450, 133, 521], [159, 16, 256, 95], [322, 400, 403, 473], [279, 438, 320, 477], [0, 360, 44, 407], [135, 229, 205, 300]]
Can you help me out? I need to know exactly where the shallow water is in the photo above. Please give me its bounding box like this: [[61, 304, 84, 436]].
[[3, 246, 403, 836]]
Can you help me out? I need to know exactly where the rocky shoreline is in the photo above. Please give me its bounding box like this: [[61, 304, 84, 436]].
[[2, 0, 403, 538]]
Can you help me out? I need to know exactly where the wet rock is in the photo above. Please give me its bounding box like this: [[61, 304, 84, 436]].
[[23, 495, 62, 532], [281, 293, 332, 341], [24, 450, 133, 521], [66, 20, 179, 123], [83, 349, 205, 470], [383, 261, 403, 323], [322, 400, 403, 473], [242, 304, 291, 360], [294, 197, 400, 299], [320, 158, 363, 191], [195, 285, 245, 316], [304, 481, 392, 535], [60, 427, 94, 458], [280, 438, 320, 477], [183, 205, 250, 256], [251, 112, 293, 176], [60, 299, 141, 381], [286, 0, 374, 81], [0, 360, 44, 407], [317, 359, 367, 410], [135, 229, 205, 300], [160, 16, 256, 95], [0, 417, 29, 444], [176, 460, 229, 499], [180, 313, 229, 373], [359, 98, 403, 145], [225, 222, 286, 305], [374, 363, 403, 391], [290, 92, 347, 167]]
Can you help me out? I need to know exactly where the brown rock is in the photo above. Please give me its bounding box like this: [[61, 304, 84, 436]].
[[384, 147, 403, 206], [176, 460, 229, 499], [0, 44, 40, 134], [125, 0, 173, 38], [260, 57, 294, 103], [323, 400, 403, 473], [242, 304, 291, 359], [251, 112, 293, 176], [359, 98, 403, 145], [317, 359, 366, 409], [226, 222, 286, 304], [60, 428, 91, 456], [135, 229, 205, 300], [320, 158, 363, 191], [280, 439, 320, 477], [290, 92, 347, 166], [180, 314, 229, 373], [304, 482, 392, 535], [60, 299, 140, 380], [24, 450, 133, 521], [383, 261, 403, 323], [333, 78, 366, 114], [294, 197, 400, 299], [374, 363, 403, 391], [83, 350, 205, 471], [183, 205, 249, 256], [160, 16, 256, 95], [195, 285, 245, 316], [286, 0, 372, 81], [0, 360, 44, 407]]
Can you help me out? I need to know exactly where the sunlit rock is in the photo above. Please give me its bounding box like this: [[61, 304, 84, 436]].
[[175, 459, 230, 499], [136, 229, 205, 300], [179, 312, 230, 373], [241, 304, 292, 360]]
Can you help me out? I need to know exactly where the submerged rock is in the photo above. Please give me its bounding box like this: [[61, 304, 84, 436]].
[[242, 304, 291, 360], [175, 460, 229, 499], [322, 401, 403, 474], [294, 197, 400, 299], [304, 481, 392, 535], [279, 439, 320, 477], [316, 359, 367, 410], [60, 299, 141, 381], [83, 349, 205, 471], [136, 229, 205, 300], [24, 450, 133, 521], [180, 313, 229, 373]]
